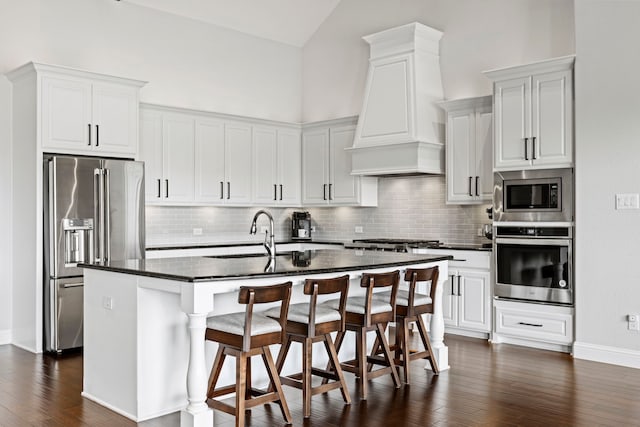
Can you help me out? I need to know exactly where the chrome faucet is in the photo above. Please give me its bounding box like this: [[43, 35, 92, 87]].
[[250, 209, 276, 259]]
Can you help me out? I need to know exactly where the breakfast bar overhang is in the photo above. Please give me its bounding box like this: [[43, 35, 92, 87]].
[[80, 250, 451, 427]]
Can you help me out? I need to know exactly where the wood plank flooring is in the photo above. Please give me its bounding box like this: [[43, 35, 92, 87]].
[[1, 335, 640, 426]]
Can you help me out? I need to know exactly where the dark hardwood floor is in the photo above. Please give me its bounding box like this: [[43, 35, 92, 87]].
[[2, 334, 640, 426]]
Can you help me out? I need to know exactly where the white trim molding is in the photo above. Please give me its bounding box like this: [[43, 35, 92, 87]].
[[573, 341, 640, 369], [0, 329, 11, 345]]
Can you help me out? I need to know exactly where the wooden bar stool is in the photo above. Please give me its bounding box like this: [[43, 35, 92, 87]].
[[323, 270, 401, 400], [205, 282, 293, 427], [268, 274, 351, 418], [373, 267, 440, 383]]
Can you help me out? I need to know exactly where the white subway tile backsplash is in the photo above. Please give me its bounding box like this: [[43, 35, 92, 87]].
[[145, 176, 491, 246]]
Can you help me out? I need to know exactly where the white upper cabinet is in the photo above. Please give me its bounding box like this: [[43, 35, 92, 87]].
[[140, 109, 195, 204], [223, 122, 253, 205], [440, 96, 493, 204], [302, 118, 377, 207], [485, 55, 574, 171], [33, 64, 145, 157], [195, 118, 226, 203], [253, 126, 301, 206]]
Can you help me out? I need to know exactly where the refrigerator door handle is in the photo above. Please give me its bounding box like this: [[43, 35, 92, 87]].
[[104, 168, 111, 262], [93, 168, 102, 262]]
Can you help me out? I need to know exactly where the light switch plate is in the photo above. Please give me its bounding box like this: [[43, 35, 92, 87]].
[[355, 226, 364, 233], [615, 193, 639, 210]]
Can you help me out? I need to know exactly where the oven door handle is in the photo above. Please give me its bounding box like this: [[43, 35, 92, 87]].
[[495, 237, 571, 246]]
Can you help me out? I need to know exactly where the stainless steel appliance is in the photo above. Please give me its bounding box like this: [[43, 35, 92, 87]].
[[493, 168, 573, 222], [291, 211, 312, 241], [344, 238, 441, 253], [43, 155, 145, 352], [494, 225, 572, 305]]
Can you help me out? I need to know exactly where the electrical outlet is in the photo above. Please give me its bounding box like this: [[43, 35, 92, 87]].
[[616, 193, 640, 210], [192, 228, 203, 236], [628, 314, 640, 331], [477, 228, 483, 237], [260, 225, 269, 233], [355, 226, 364, 233], [310, 226, 316, 232], [102, 296, 113, 310]]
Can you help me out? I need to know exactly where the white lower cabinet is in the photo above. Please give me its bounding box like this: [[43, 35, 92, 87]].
[[493, 299, 573, 352], [415, 249, 492, 338]]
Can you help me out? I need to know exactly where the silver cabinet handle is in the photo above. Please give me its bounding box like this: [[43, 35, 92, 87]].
[[96, 124, 100, 147], [329, 183, 333, 200], [220, 182, 224, 199], [157, 179, 161, 198], [468, 176, 473, 196], [450, 274, 456, 296], [524, 137, 529, 160], [279, 184, 283, 201], [457, 275, 462, 296], [87, 124, 91, 146], [532, 136, 537, 160], [165, 179, 169, 198], [475, 176, 479, 197], [323, 184, 327, 200], [273, 184, 277, 201], [227, 182, 230, 199], [518, 321, 543, 328]]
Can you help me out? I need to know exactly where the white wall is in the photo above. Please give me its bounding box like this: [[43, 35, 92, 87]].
[[0, 0, 302, 121], [302, 0, 575, 121], [0, 0, 302, 348], [0, 76, 11, 343], [573, 0, 640, 366]]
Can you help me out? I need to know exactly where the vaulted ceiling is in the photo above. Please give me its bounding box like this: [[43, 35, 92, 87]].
[[123, 0, 342, 47]]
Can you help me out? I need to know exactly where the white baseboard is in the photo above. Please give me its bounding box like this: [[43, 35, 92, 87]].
[[0, 329, 11, 345], [573, 341, 640, 369]]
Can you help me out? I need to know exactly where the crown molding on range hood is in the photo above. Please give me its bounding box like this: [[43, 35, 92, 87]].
[[349, 22, 446, 176]]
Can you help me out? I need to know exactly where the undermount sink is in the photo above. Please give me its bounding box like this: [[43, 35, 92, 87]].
[[206, 252, 290, 259]]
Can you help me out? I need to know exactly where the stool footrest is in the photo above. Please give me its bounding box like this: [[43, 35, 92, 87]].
[[208, 384, 236, 399]]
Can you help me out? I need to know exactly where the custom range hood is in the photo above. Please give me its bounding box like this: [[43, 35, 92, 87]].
[[349, 22, 445, 176]]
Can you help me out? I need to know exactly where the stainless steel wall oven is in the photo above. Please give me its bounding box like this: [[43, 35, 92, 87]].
[[494, 225, 572, 305]]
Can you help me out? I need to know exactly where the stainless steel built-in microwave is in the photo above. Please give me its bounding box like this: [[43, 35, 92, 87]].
[[493, 168, 573, 222]]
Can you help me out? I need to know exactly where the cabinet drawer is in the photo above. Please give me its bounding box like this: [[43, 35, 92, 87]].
[[494, 300, 573, 344]]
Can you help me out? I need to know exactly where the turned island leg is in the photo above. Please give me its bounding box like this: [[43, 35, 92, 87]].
[[427, 262, 449, 371]]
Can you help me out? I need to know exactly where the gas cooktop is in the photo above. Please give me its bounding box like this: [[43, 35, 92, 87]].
[[345, 238, 442, 252]]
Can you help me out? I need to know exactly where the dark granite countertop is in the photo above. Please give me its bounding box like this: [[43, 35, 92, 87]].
[[146, 240, 345, 251], [80, 249, 452, 283]]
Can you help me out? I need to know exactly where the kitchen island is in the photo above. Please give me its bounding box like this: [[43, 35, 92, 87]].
[[80, 250, 451, 427]]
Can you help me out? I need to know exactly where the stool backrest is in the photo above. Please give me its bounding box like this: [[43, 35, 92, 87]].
[[403, 267, 439, 311], [303, 274, 350, 334], [360, 270, 400, 324], [238, 281, 292, 350]]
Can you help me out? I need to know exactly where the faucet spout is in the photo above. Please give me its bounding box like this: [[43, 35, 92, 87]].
[[249, 209, 276, 259]]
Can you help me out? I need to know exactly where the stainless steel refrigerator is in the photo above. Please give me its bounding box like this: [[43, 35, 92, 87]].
[[43, 155, 145, 352]]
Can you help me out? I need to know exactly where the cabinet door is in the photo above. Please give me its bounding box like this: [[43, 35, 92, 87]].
[[224, 123, 253, 204], [163, 114, 195, 202], [252, 127, 278, 205], [277, 128, 301, 206], [446, 110, 475, 203], [442, 272, 458, 327], [329, 125, 359, 205], [475, 108, 493, 200], [531, 70, 573, 168], [41, 76, 92, 151], [139, 110, 164, 203], [493, 77, 531, 170], [302, 129, 329, 205], [195, 119, 225, 203], [92, 83, 138, 155], [457, 269, 491, 332]]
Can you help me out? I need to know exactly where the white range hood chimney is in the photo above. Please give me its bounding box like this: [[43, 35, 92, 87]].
[[349, 22, 445, 176]]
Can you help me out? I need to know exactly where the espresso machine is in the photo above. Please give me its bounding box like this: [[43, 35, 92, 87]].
[[291, 211, 312, 241]]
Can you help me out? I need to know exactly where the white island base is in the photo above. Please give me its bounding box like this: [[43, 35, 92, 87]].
[[82, 260, 449, 426]]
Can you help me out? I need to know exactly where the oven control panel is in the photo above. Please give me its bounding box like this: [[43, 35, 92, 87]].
[[495, 226, 571, 238]]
